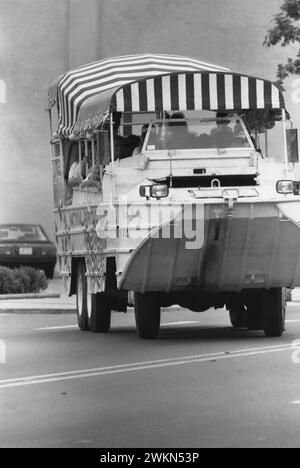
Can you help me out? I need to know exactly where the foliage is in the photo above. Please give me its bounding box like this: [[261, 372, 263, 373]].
[[264, 0, 300, 89], [0, 266, 48, 294]]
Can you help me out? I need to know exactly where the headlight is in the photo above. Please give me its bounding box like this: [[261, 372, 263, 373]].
[[276, 180, 294, 194], [0, 248, 12, 255], [150, 184, 169, 199], [139, 184, 169, 199]]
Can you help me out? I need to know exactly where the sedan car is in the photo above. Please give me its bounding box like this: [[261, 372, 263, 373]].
[[0, 224, 57, 278]]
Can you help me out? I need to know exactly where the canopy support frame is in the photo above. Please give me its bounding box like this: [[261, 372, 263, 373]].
[[282, 108, 289, 173]]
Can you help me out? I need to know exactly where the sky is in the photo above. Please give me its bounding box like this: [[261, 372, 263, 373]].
[[0, 0, 299, 240]]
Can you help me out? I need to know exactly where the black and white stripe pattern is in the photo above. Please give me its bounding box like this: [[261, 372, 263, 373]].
[[74, 72, 285, 134], [49, 54, 230, 136], [48, 54, 285, 136], [112, 72, 284, 113]]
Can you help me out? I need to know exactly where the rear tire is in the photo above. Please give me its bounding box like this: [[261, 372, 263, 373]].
[[262, 288, 286, 338], [228, 304, 247, 328], [245, 292, 263, 331], [87, 293, 111, 333], [134, 292, 161, 339], [76, 261, 89, 331]]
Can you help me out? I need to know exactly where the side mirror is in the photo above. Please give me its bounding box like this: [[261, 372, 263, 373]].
[[286, 129, 299, 163]]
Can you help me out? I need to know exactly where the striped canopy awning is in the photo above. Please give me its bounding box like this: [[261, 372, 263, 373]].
[[48, 53, 230, 136], [48, 54, 285, 137]]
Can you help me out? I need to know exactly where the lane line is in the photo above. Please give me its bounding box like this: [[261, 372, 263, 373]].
[[33, 325, 77, 331], [162, 321, 199, 326], [34, 321, 200, 331], [0, 343, 298, 390], [33, 319, 300, 331], [291, 401, 300, 405], [1, 342, 297, 382]]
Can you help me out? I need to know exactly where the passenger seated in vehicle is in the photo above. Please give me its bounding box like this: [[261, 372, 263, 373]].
[[232, 122, 250, 147], [132, 124, 148, 155], [210, 112, 233, 148], [130, 124, 160, 155], [68, 160, 83, 186], [81, 164, 101, 190], [65, 141, 79, 183], [111, 112, 126, 160], [165, 112, 194, 149], [123, 134, 141, 158], [197, 133, 213, 148]]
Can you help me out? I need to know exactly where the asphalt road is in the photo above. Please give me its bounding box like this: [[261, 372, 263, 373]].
[[1, 303, 300, 448]]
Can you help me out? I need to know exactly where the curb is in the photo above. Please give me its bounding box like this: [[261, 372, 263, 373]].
[[0, 308, 75, 315], [0, 292, 61, 300]]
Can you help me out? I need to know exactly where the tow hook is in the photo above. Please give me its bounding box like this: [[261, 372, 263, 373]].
[[222, 188, 239, 213]]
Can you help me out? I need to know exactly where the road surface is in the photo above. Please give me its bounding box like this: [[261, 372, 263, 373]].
[[1, 303, 300, 448]]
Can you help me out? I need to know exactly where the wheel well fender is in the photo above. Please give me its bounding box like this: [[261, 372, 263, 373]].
[[69, 256, 117, 296]]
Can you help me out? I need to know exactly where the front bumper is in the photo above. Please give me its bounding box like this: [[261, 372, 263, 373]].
[[0, 256, 56, 271]]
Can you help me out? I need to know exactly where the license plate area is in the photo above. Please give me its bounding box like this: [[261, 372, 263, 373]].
[[190, 187, 259, 199], [19, 247, 33, 255]]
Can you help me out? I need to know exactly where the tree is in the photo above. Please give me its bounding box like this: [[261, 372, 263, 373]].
[[264, 0, 300, 89]]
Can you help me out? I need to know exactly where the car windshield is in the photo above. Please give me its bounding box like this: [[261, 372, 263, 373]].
[[0, 225, 48, 242], [145, 118, 252, 150]]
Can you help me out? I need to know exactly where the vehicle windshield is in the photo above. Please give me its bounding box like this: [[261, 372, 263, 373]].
[[145, 118, 252, 150], [0, 225, 48, 242]]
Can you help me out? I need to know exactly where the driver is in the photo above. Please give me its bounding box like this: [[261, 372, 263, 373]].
[[165, 112, 192, 149], [210, 112, 233, 147]]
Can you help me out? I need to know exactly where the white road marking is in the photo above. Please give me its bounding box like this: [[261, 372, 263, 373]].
[[162, 321, 199, 326], [34, 321, 200, 331], [291, 401, 300, 405], [33, 318, 300, 331], [33, 325, 77, 331], [0, 342, 298, 390], [34, 314, 300, 331]]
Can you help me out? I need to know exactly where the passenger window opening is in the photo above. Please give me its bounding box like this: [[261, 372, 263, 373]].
[[62, 135, 103, 205]]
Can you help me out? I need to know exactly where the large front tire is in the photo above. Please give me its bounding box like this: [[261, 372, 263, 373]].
[[76, 261, 89, 331], [87, 293, 111, 333], [134, 292, 161, 339], [262, 288, 286, 338]]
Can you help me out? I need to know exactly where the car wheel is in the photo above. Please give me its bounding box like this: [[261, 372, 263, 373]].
[[245, 292, 263, 331], [228, 304, 247, 328], [134, 292, 161, 339], [87, 293, 111, 333], [262, 288, 286, 338]]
